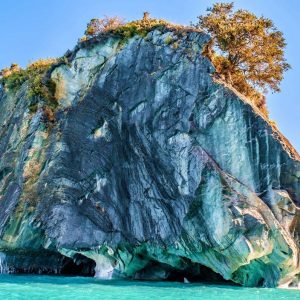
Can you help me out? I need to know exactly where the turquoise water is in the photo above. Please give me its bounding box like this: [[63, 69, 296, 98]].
[[0, 275, 299, 300]]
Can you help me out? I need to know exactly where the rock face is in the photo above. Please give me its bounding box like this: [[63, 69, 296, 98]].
[[0, 28, 299, 287]]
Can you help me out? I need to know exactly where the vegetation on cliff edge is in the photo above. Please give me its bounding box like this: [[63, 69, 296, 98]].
[[80, 12, 193, 42], [0, 59, 58, 119], [197, 2, 290, 116], [0, 6, 290, 119]]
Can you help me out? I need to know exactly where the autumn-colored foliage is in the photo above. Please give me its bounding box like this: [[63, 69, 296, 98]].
[[0, 63, 24, 91], [81, 13, 184, 41], [198, 2, 290, 115], [0, 63, 21, 78], [85, 16, 124, 37]]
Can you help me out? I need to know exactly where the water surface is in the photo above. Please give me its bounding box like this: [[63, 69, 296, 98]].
[[0, 275, 299, 300]]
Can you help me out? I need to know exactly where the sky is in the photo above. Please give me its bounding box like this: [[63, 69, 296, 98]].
[[0, 0, 299, 151]]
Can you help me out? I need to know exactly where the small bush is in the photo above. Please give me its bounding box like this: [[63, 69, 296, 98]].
[[1, 59, 58, 118], [1, 59, 57, 99], [26, 58, 58, 101], [172, 41, 180, 49], [114, 17, 169, 39], [0, 63, 20, 77], [85, 16, 124, 38], [164, 36, 173, 45], [80, 13, 179, 42], [0, 63, 26, 90]]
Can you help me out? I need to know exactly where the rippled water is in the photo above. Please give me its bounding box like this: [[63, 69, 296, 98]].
[[0, 275, 299, 300]]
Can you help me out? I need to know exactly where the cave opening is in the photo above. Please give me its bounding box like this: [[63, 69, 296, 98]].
[[4, 250, 236, 284], [133, 259, 237, 285], [166, 264, 236, 285], [60, 254, 96, 277], [0, 251, 96, 276]]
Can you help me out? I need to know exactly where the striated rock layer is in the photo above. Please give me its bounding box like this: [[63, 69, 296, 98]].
[[0, 28, 300, 287]]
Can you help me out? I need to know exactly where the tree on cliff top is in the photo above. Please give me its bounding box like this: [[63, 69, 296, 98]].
[[197, 2, 290, 115]]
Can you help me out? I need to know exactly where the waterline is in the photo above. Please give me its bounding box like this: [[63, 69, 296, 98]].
[[0, 275, 299, 300]]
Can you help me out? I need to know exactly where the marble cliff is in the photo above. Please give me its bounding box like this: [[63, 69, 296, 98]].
[[0, 26, 299, 287]]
